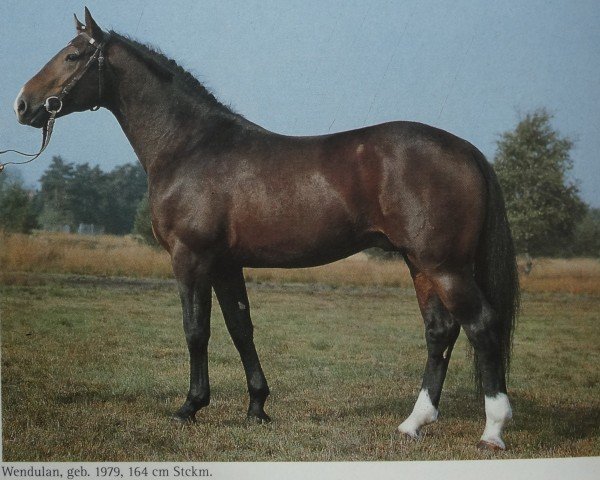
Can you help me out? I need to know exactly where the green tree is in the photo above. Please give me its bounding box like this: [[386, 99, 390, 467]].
[[38, 156, 75, 230], [102, 163, 147, 234], [37, 158, 147, 234], [68, 163, 107, 226], [494, 109, 586, 256], [571, 208, 600, 257], [0, 171, 37, 233]]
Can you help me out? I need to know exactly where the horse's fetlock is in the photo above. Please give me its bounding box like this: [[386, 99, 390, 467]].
[[188, 394, 210, 409], [249, 383, 269, 401], [187, 386, 210, 405]]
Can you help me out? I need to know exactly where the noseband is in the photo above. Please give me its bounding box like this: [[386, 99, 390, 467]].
[[0, 32, 110, 172]]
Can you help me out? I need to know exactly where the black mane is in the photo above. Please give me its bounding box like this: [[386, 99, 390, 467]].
[[110, 31, 235, 115]]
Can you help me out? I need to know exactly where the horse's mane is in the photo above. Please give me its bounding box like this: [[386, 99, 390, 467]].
[[110, 31, 236, 115]]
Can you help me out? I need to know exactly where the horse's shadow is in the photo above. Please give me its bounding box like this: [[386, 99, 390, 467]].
[[508, 392, 599, 441]]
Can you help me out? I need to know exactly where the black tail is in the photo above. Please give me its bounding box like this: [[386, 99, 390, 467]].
[[471, 148, 520, 391]]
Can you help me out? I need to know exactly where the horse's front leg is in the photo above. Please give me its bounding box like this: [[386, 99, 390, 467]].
[[212, 263, 271, 422], [172, 246, 213, 423]]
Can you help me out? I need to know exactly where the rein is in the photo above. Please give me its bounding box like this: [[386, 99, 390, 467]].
[[0, 32, 110, 173]]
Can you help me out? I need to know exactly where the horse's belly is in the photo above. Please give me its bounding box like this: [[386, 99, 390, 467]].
[[228, 214, 370, 268]]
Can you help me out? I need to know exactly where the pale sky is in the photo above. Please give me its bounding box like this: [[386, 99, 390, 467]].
[[1, 0, 598, 205]]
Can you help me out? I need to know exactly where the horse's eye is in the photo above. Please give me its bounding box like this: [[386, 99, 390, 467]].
[[65, 53, 80, 62]]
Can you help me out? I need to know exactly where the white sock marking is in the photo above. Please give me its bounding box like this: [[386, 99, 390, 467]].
[[480, 393, 512, 449], [398, 389, 438, 438]]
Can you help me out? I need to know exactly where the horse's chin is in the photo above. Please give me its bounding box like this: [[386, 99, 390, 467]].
[[22, 106, 49, 129]]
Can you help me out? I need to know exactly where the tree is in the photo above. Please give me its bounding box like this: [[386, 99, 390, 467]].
[[38, 155, 74, 230], [0, 171, 37, 233], [494, 109, 587, 256], [37, 158, 147, 234], [571, 208, 600, 257], [102, 163, 147, 234], [68, 163, 107, 226]]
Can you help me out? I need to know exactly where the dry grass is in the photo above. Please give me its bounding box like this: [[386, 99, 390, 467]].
[[1, 231, 599, 294], [519, 258, 600, 295], [0, 231, 172, 278]]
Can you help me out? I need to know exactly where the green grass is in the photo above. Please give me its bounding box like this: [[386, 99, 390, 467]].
[[1, 275, 599, 461]]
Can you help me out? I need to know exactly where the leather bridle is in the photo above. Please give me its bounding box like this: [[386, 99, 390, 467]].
[[49, 31, 111, 114], [0, 32, 110, 172]]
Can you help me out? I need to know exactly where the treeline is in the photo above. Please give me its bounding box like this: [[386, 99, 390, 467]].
[[0, 156, 148, 237]]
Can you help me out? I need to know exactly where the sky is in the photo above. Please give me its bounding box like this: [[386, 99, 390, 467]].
[[0, 0, 598, 206]]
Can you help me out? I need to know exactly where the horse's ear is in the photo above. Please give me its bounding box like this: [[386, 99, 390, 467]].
[[84, 7, 104, 40], [74, 14, 85, 32]]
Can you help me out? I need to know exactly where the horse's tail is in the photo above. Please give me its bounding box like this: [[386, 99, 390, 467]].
[[471, 148, 520, 391]]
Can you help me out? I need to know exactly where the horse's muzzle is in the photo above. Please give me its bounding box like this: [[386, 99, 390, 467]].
[[15, 101, 48, 129], [14, 91, 29, 125], [14, 91, 45, 128]]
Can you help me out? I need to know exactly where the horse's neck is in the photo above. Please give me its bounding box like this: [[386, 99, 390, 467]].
[[106, 44, 240, 174]]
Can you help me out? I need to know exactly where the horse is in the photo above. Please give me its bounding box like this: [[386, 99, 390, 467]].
[[13, 9, 519, 450]]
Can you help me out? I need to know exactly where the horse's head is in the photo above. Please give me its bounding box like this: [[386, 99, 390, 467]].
[[14, 8, 109, 128]]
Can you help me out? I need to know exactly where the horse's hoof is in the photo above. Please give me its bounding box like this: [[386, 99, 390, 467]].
[[477, 439, 505, 451], [397, 424, 421, 441], [172, 413, 196, 424], [246, 411, 271, 424], [398, 430, 420, 441]]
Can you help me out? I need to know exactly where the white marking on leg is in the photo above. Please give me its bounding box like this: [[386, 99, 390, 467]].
[[398, 389, 438, 438], [480, 393, 512, 449], [238, 301, 246, 310]]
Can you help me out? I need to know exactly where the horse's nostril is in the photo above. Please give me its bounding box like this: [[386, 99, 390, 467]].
[[17, 99, 27, 114]]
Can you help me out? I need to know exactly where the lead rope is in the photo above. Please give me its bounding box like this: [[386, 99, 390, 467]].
[[0, 32, 108, 173], [0, 110, 58, 173]]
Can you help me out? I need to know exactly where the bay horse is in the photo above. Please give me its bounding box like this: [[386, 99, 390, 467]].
[[13, 9, 519, 450]]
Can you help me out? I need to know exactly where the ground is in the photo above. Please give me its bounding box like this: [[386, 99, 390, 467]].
[[1, 272, 598, 461]]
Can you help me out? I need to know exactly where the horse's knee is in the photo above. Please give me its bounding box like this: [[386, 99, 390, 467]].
[[185, 326, 210, 349]]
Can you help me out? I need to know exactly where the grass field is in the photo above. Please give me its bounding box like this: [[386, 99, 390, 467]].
[[1, 233, 599, 461]]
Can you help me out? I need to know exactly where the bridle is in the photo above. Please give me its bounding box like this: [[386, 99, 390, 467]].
[[49, 31, 111, 114], [0, 31, 110, 172]]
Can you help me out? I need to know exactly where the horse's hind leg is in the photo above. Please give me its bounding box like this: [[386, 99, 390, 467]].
[[429, 270, 512, 450], [212, 264, 271, 423], [399, 268, 460, 438]]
